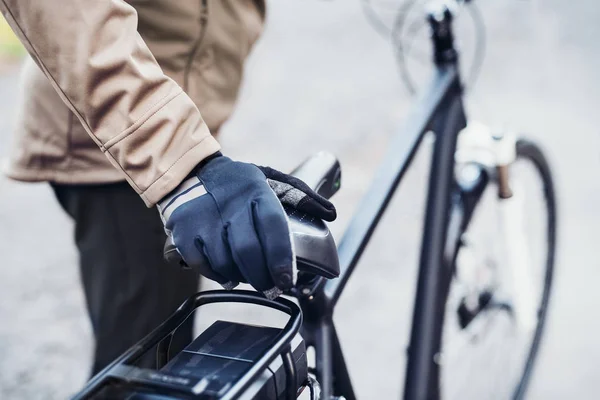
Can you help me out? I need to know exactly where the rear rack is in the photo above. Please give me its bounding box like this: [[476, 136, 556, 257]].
[[72, 290, 303, 400]]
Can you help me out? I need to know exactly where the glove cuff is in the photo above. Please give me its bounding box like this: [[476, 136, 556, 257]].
[[158, 151, 222, 206], [157, 151, 223, 222]]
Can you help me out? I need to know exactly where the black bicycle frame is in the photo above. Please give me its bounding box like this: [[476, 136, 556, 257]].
[[298, 7, 469, 400]]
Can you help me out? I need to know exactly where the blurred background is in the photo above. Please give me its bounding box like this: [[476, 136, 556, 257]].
[[0, 0, 599, 398]]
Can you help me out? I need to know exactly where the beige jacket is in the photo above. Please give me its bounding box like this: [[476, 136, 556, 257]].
[[0, 0, 264, 206]]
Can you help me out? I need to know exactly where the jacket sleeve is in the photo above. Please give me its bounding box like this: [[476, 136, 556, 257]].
[[0, 0, 221, 206]]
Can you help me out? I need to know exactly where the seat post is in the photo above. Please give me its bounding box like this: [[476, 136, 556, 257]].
[[428, 1, 460, 67]]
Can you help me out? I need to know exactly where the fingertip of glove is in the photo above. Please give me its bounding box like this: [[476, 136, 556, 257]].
[[301, 200, 337, 222], [263, 287, 283, 300], [221, 281, 239, 290], [323, 207, 337, 222]]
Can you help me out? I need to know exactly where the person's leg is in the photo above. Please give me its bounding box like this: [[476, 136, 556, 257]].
[[51, 181, 199, 375]]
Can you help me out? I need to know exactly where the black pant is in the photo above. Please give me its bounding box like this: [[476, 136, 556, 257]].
[[52, 181, 199, 375]]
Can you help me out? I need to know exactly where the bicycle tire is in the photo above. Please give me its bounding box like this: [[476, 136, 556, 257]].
[[511, 139, 557, 399], [439, 138, 556, 400]]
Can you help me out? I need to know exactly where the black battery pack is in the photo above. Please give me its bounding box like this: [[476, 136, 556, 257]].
[[94, 321, 307, 400], [91, 321, 307, 400], [158, 320, 307, 399], [77, 292, 306, 400]]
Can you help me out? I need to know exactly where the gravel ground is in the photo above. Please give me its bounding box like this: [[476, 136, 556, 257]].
[[1, 0, 599, 399]]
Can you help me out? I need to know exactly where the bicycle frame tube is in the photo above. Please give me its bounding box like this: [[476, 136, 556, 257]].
[[403, 94, 466, 400], [299, 63, 466, 400], [325, 65, 462, 305]]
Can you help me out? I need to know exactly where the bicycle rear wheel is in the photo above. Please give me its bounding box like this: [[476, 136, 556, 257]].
[[440, 138, 556, 399]]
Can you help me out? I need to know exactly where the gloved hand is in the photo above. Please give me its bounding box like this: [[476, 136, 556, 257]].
[[158, 153, 336, 299]]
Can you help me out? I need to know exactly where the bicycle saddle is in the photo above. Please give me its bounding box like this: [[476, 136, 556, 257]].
[[164, 152, 341, 282], [287, 151, 341, 279]]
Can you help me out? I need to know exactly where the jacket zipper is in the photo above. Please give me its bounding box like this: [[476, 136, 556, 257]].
[[184, 0, 209, 91]]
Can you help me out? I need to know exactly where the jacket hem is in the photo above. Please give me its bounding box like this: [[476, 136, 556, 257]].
[[2, 162, 126, 185]]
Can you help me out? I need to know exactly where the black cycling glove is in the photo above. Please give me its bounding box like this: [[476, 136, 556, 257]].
[[158, 153, 336, 299]]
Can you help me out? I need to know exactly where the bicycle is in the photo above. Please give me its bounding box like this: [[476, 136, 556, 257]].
[[73, 0, 556, 399]]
